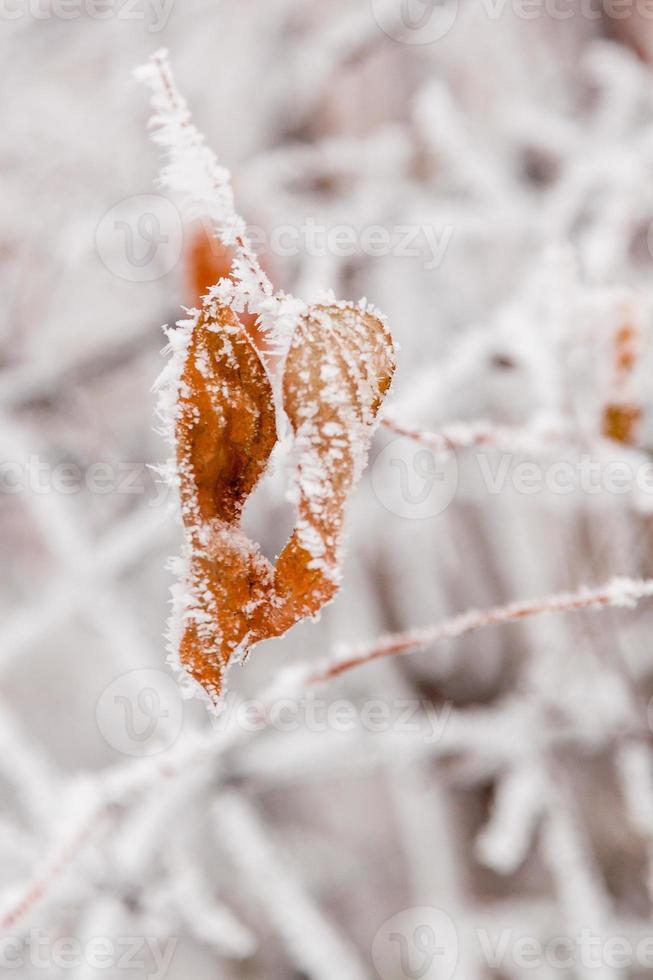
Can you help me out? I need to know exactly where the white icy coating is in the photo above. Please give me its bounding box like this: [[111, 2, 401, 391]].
[[135, 50, 306, 362], [284, 300, 395, 582], [150, 312, 208, 704]]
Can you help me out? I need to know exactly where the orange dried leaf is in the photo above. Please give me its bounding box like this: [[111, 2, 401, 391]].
[[172, 300, 396, 706], [268, 302, 397, 633], [176, 303, 277, 702], [143, 53, 396, 707]]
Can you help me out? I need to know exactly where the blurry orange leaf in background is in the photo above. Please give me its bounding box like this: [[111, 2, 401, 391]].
[[602, 403, 642, 445], [601, 316, 642, 445], [185, 222, 268, 351]]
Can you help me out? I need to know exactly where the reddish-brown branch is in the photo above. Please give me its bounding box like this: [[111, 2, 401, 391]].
[[380, 416, 572, 454], [310, 578, 653, 683], [0, 804, 113, 932], [5, 575, 652, 931]]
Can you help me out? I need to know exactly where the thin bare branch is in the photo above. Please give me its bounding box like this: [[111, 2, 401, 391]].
[[380, 415, 573, 454], [310, 577, 653, 682]]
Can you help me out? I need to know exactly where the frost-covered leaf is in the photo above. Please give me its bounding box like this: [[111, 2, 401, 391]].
[[175, 303, 277, 703], [140, 53, 396, 707], [170, 299, 396, 706], [272, 301, 397, 623]]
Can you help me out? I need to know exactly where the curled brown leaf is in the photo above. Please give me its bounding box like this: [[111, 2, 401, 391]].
[[270, 302, 397, 631], [176, 303, 277, 702], [174, 300, 396, 705]]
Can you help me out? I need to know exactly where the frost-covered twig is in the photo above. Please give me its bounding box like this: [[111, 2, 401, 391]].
[[541, 779, 616, 980], [616, 741, 653, 903], [0, 783, 111, 932], [136, 50, 272, 304], [218, 791, 369, 980], [135, 50, 308, 351], [311, 577, 653, 682], [158, 837, 257, 959], [475, 763, 546, 875], [7, 562, 650, 932], [0, 502, 166, 673], [380, 414, 573, 455], [0, 734, 219, 933]]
